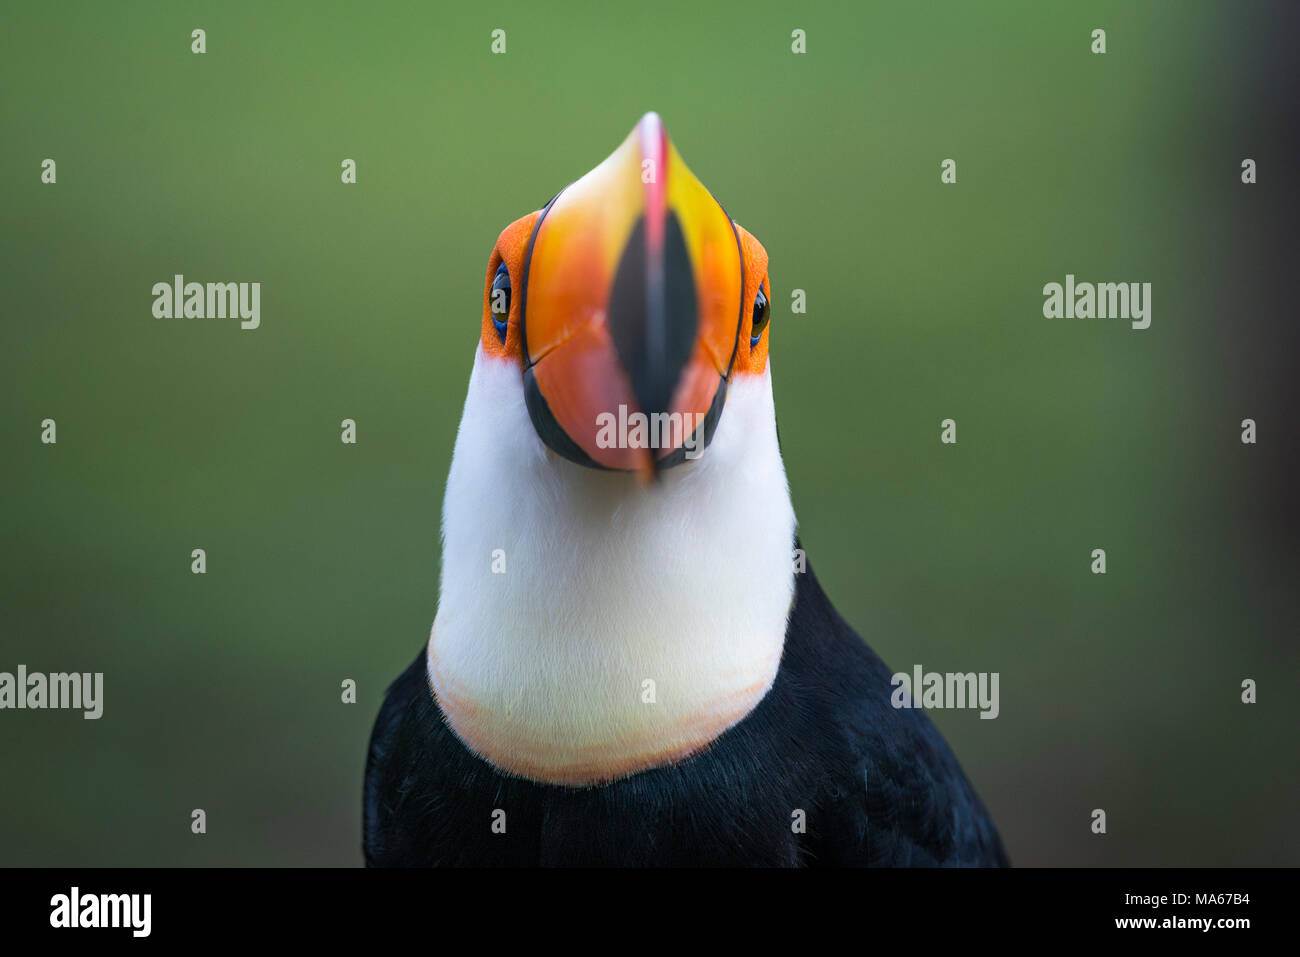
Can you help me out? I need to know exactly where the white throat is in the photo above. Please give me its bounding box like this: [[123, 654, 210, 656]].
[[428, 347, 797, 786]]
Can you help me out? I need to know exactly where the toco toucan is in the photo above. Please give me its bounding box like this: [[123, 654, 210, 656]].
[[364, 113, 1008, 867]]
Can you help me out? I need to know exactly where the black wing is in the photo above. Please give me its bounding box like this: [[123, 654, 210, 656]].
[[783, 558, 1010, 866]]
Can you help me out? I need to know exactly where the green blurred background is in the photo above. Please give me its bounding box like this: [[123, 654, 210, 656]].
[[2, 0, 1295, 866]]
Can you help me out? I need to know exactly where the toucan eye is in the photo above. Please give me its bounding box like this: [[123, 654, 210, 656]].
[[490, 262, 511, 342], [749, 283, 770, 347]]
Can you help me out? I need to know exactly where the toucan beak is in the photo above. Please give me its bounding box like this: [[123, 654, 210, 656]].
[[520, 113, 743, 480]]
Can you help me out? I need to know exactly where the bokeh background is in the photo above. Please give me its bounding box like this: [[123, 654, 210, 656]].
[[2, 0, 1295, 866]]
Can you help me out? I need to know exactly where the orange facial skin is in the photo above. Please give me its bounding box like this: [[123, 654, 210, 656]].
[[478, 211, 539, 363], [733, 224, 771, 376], [477, 114, 772, 472]]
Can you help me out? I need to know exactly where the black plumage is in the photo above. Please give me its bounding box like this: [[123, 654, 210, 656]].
[[363, 556, 1008, 867]]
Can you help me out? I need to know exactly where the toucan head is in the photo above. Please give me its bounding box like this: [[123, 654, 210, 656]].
[[434, 115, 791, 783], [478, 112, 772, 481]]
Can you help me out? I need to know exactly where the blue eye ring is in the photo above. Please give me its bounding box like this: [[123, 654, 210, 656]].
[[749, 282, 770, 348], [489, 262, 511, 343]]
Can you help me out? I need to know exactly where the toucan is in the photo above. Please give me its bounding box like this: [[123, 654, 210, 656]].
[[364, 113, 1008, 867]]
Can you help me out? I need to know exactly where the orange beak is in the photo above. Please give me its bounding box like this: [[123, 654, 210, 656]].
[[520, 113, 744, 480]]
